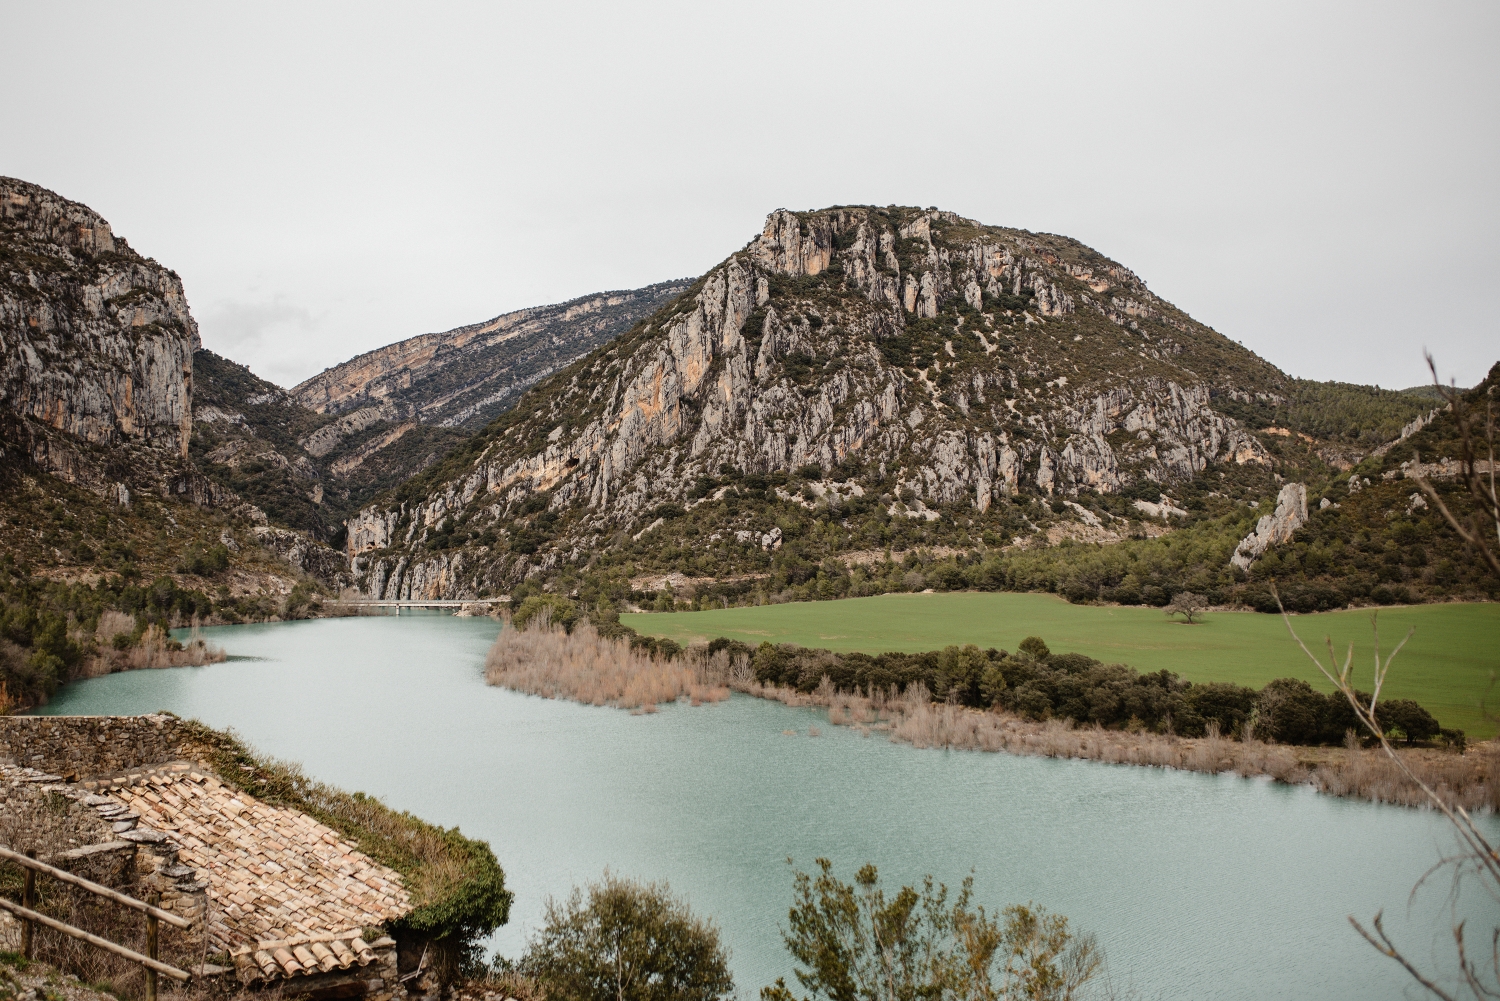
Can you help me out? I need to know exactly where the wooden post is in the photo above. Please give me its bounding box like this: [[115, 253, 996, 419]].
[[145, 892, 159, 1001], [20, 850, 36, 960]]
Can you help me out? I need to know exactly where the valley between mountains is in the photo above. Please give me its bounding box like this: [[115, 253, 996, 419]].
[[1, 176, 1494, 711]]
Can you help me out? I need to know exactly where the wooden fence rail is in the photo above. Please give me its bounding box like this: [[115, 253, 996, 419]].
[[0, 844, 191, 998]]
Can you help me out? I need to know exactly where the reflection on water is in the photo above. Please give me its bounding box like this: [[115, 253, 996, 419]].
[[38, 614, 1491, 1001]]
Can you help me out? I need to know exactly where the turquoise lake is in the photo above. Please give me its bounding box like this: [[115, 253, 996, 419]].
[[35, 613, 1495, 1000]]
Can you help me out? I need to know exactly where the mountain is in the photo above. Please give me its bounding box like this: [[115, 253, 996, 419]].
[[291, 279, 692, 428], [0, 177, 351, 602], [346, 205, 1361, 601], [191, 348, 470, 544], [192, 280, 695, 544], [8, 180, 1476, 619], [0, 176, 209, 498]]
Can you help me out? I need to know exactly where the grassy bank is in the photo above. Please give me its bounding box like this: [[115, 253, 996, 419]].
[[622, 595, 1500, 738]]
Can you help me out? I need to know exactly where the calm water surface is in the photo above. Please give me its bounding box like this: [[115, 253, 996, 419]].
[[37, 615, 1495, 1000]]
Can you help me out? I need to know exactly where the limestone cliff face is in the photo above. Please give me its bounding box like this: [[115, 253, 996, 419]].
[[0, 177, 198, 461], [1231, 483, 1309, 570], [292, 279, 692, 429], [348, 206, 1287, 599]]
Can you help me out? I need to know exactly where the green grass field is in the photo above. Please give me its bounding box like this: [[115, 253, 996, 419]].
[[622, 595, 1500, 738]]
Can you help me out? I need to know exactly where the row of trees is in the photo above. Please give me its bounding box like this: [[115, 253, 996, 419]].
[[503, 863, 1099, 1001], [502, 595, 1453, 747], [746, 636, 1449, 746]]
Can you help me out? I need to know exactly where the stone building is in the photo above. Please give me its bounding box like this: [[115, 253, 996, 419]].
[[0, 715, 418, 1000]]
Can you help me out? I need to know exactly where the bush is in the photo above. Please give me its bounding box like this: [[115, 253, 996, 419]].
[[176, 543, 230, 576], [512, 594, 580, 633], [762, 859, 1099, 1001], [1377, 698, 1442, 744], [521, 873, 734, 1001]]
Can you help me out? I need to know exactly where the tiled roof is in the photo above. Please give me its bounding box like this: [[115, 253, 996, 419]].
[[85, 763, 411, 956], [231, 930, 394, 985]]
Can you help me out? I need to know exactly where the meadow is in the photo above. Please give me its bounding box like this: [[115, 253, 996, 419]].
[[622, 595, 1500, 738]]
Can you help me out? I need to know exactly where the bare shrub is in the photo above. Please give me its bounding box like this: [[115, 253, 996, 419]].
[[484, 617, 729, 710], [1275, 590, 1500, 997], [95, 610, 135, 643], [121, 625, 227, 671]]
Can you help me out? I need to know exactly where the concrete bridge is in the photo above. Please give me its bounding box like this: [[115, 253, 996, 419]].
[[333, 597, 511, 612]]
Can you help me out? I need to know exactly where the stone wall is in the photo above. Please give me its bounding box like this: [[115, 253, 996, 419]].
[[0, 714, 190, 779], [0, 759, 210, 954]]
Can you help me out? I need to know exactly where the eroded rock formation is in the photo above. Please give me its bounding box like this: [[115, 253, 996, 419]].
[[1231, 483, 1309, 571], [1, 177, 197, 461], [292, 280, 692, 429], [347, 205, 1287, 599]]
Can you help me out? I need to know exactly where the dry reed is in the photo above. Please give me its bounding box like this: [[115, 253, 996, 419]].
[[484, 617, 733, 711], [80, 620, 227, 678], [747, 677, 1499, 812], [121, 624, 227, 670]]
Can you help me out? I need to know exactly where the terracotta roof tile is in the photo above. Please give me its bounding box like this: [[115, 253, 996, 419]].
[[97, 767, 411, 956]]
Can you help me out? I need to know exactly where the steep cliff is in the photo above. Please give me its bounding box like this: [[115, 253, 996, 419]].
[[292, 279, 692, 429], [0, 178, 350, 594], [1, 177, 197, 465], [347, 206, 1305, 600]]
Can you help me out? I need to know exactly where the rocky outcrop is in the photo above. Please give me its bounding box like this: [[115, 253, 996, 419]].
[[1231, 483, 1308, 570], [252, 526, 351, 589], [1, 177, 198, 462], [345, 205, 1290, 599], [292, 280, 692, 429]]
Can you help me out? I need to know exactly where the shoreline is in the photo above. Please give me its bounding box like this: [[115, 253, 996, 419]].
[[736, 679, 1497, 812], [35, 613, 1493, 815], [479, 620, 1495, 813]]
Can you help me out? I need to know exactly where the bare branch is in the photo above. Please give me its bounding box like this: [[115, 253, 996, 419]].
[[1415, 353, 1500, 577], [1273, 586, 1500, 884], [1348, 913, 1457, 1001], [1414, 475, 1500, 577]]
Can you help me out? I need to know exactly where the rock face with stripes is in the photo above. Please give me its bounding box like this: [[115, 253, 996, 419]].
[[347, 205, 1286, 599], [0, 177, 198, 460]]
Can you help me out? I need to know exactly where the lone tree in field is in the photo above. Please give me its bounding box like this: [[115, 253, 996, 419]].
[[762, 859, 1100, 1001], [521, 873, 734, 1001], [1164, 591, 1207, 624]]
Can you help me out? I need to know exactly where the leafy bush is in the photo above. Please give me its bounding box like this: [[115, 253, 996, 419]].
[[521, 873, 733, 1001], [512, 594, 580, 633], [176, 543, 230, 576]]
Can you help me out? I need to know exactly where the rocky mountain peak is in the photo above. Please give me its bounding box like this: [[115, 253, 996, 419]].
[[345, 204, 1294, 600], [290, 279, 692, 429]]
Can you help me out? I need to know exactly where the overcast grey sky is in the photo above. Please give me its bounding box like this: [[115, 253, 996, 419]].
[[4, 1, 1496, 391]]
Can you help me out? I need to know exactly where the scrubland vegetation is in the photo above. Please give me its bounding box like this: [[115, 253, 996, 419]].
[[0, 440, 339, 711], [484, 611, 729, 711], [479, 861, 1101, 1001], [0, 567, 244, 712]]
